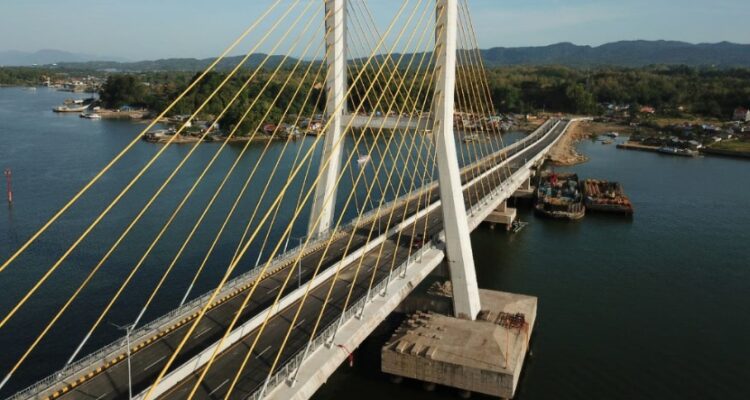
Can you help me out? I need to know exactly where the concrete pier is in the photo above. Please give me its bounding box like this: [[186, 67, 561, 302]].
[[512, 176, 534, 199], [485, 201, 517, 230], [382, 289, 537, 399]]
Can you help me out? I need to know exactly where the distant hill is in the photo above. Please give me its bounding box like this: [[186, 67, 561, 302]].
[[480, 40, 750, 67], [5, 41, 750, 70], [53, 54, 295, 72], [0, 49, 126, 66]]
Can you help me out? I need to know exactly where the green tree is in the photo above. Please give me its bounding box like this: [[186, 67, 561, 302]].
[[99, 75, 146, 108]]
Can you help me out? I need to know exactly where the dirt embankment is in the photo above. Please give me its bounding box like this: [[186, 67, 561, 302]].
[[547, 120, 591, 165], [548, 120, 638, 166]]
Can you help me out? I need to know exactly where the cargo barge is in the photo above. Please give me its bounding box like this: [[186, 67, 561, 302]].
[[534, 172, 585, 220], [582, 179, 634, 215]]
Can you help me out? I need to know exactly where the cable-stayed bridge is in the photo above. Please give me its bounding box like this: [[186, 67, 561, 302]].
[[1, 1, 579, 399]]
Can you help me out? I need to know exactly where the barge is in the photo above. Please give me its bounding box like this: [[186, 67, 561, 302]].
[[535, 172, 585, 220], [582, 179, 634, 215]]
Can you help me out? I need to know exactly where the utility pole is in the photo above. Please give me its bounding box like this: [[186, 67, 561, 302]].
[[433, 0, 481, 320], [309, 0, 347, 237]]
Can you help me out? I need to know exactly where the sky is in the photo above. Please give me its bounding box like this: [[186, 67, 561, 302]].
[[0, 0, 748, 61]]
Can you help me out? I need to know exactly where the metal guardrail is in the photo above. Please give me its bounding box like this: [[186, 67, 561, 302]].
[[8, 227, 359, 400], [246, 244, 430, 400]]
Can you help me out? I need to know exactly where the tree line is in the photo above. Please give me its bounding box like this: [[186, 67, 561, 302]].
[[3, 64, 749, 123]]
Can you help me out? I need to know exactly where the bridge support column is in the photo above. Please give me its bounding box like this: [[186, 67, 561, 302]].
[[512, 176, 534, 199], [433, 0, 480, 320], [485, 201, 517, 231], [309, 0, 347, 237]]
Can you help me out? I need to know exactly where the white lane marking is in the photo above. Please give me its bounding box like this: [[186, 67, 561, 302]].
[[193, 326, 212, 339], [257, 345, 273, 357], [292, 319, 306, 330], [94, 392, 110, 400], [265, 284, 280, 295], [144, 355, 167, 371], [207, 379, 230, 397]]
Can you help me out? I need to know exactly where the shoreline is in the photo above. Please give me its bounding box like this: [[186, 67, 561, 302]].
[[546, 119, 590, 166], [548, 120, 643, 166]]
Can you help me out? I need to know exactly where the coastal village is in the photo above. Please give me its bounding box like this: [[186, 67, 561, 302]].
[[30, 70, 750, 160]]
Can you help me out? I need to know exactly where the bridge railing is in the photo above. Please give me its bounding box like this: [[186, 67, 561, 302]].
[[9, 222, 374, 400], [247, 244, 431, 400]]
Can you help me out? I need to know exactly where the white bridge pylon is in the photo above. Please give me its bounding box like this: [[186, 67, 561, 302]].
[[308, 0, 481, 320]]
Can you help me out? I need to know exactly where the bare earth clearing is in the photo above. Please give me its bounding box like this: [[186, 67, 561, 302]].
[[548, 120, 637, 166]]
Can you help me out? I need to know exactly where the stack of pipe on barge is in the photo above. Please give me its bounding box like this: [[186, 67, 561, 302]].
[[582, 179, 634, 216], [534, 172, 585, 220]]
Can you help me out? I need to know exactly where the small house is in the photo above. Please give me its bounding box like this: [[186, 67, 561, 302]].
[[733, 107, 750, 122]]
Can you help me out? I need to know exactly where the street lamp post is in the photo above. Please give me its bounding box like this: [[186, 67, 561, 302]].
[[111, 322, 134, 400]]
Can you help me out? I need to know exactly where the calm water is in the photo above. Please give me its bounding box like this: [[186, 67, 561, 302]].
[[1, 87, 748, 398]]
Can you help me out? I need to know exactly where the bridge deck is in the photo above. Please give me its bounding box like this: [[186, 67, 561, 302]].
[[20, 120, 566, 400]]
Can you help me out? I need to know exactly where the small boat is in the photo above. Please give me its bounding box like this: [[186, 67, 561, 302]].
[[53, 104, 89, 113], [658, 147, 698, 157], [602, 139, 614, 145], [603, 132, 619, 138], [54, 98, 94, 113], [511, 220, 528, 233], [80, 113, 101, 120], [357, 154, 371, 165]]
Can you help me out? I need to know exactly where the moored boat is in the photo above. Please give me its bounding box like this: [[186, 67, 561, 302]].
[[53, 104, 89, 113], [658, 146, 698, 157], [582, 179, 634, 215], [534, 172, 585, 220]]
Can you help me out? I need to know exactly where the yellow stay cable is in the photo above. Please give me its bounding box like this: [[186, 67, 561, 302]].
[[186, 32, 334, 303], [0, 0, 284, 276], [454, 28, 493, 198], [0, 0, 301, 332], [202, 3, 435, 397], [195, 3, 436, 397], [129, 2, 329, 331], [343, 10, 419, 207], [459, 0, 514, 181], [331, 2, 443, 329], [58, 0, 323, 367], [139, 2, 415, 398], [375, 50, 441, 294], [242, 60, 331, 274], [455, 48, 490, 199], [347, 0, 434, 196], [457, 13, 502, 198], [306, 21, 441, 356], [0, 0, 316, 384], [243, 5, 437, 395], [132, 2, 330, 319]]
